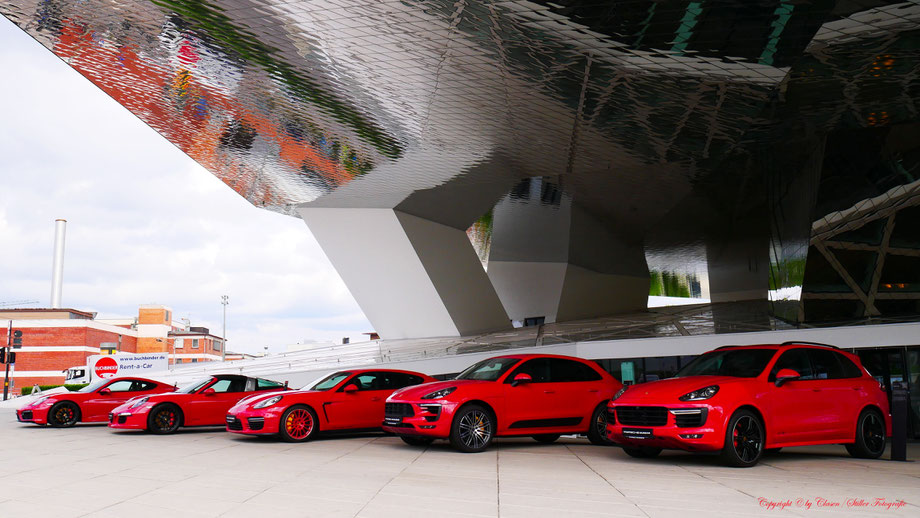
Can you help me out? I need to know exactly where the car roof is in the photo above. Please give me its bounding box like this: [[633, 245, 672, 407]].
[[485, 353, 589, 361], [334, 368, 430, 376]]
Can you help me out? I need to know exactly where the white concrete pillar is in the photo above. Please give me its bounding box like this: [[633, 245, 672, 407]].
[[298, 207, 510, 339]]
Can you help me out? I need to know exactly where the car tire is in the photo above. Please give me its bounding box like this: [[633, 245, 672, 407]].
[[532, 434, 561, 443], [147, 403, 182, 434], [48, 401, 80, 428], [450, 404, 494, 453], [622, 446, 662, 458], [279, 405, 319, 442], [400, 435, 434, 447], [720, 409, 765, 467], [587, 402, 613, 446], [845, 408, 886, 459]]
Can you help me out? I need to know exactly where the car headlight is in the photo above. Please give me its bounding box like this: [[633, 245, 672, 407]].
[[130, 397, 150, 409], [253, 396, 283, 409], [611, 386, 628, 401], [679, 385, 719, 401], [421, 387, 456, 400]]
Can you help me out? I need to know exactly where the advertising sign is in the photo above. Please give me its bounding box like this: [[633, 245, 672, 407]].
[[87, 353, 169, 380]]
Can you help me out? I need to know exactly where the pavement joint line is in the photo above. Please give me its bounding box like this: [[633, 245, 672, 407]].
[[496, 447, 501, 518], [351, 438, 431, 518], [562, 444, 651, 518]]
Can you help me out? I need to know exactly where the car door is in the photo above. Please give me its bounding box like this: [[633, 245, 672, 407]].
[[323, 372, 383, 430], [187, 378, 248, 425], [82, 379, 138, 421], [807, 349, 859, 440], [763, 348, 825, 444], [500, 358, 560, 431], [548, 358, 604, 428]]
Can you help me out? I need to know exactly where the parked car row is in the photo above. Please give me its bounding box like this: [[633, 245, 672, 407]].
[[15, 344, 892, 467]]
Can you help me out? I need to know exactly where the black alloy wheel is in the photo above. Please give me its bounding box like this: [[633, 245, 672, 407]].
[[532, 434, 561, 443], [720, 409, 764, 467], [400, 435, 435, 447], [622, 446, 662, 458], [48, 401, 79, 428], [587, 402, 612, 445], [845, 409, 886, 459], [450, 404, 494, 453], [147, 403, 182, 434]]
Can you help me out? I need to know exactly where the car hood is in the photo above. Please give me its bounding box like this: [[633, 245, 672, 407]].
[[235, 389, 302, 408], [21, 393, 69, 408], [389, 379, 489, 400], [615, 376, 746, 403]]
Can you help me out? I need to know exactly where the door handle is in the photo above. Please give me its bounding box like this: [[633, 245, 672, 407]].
[[370, 397, 380, 401], [588, 389, 599, 393], [543, 390, 555, 394], [812, 389, 821, 392]]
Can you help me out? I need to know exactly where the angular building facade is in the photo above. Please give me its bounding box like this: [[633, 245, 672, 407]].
[[2, 0, 920, 341]]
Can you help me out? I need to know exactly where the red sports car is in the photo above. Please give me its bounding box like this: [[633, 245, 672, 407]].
[[607, 342, 892, 467], [108, 374, 288, 433], [383, 354, 621, 452], [226, 368, 436, 441], [16, 377, 173, 427]]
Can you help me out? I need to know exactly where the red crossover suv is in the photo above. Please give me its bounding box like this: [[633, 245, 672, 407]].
[[383, 354, 621, 452], [226, 368, 436, 441], [108, 374, 288, 433], [607, 343, 891, 467], [16, 377, 173, 427]]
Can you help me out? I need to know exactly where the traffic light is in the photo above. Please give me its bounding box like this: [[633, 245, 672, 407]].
[[12, 330, 23, 348], [0, 348, 6, 364], [6, 352, 15, 364]]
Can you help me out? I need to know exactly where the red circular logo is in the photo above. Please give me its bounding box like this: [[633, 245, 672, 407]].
[[94, 357, 119, 379]]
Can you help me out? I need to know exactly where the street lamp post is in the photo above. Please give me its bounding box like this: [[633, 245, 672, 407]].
[[221, 295, 228, 361]]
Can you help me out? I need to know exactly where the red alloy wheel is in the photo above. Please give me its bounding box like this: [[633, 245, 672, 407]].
[[284, 408, 314, 440]]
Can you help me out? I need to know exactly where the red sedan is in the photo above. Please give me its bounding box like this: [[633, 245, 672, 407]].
[[16, 377, 173, 427], [383, 354, 621, 452], [108, 374, 288, 433], [226, 368, 436, 441], [607, 342, 892, 467]]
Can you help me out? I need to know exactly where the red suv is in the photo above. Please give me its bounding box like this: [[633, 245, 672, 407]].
[[383, 354, 621, 452], [607, 343, 891, 467]]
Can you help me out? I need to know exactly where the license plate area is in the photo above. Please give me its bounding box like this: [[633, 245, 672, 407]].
[[383, 417, 403, 426], [622, 427, 654, 440]]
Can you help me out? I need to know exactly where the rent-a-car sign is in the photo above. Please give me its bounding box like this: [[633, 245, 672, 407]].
[[87, 354, 169, 380]]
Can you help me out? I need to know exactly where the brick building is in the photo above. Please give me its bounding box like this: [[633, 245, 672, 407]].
[[2, 305, 224, 394]]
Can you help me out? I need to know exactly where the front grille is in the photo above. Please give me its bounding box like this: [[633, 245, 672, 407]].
[[117, 415, 128, 424], [385, 403, 414, 418], [21, 410, 33, 420], [247, 417, 265, 431], [674, 409, 707, 428], [615, 406, 668, 427], [226, 415, 243, 431], [606, 407, 616, 425]]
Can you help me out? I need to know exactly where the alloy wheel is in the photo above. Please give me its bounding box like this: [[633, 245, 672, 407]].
[[732, 415, 763, 463], [285, 408, 314, 440], [862, 412, 885, 455], [458, 410, 492, 450], [153, 407, 178, 431]]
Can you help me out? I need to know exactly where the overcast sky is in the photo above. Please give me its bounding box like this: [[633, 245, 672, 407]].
[[0, 17, 372, 353]]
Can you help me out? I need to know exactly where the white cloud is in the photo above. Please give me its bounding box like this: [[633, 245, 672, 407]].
[[0, 17, 372, 352]]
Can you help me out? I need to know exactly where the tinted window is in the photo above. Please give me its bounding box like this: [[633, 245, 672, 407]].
[[678, 349, 777, 378], [835, 353, 864, 378], [177, 378, 211, 394], [105, 380, 135, 392], [382, 372, 425, 389], [129, 381, 157, 392], [456, 357, 521, 381], [209, 378, 246, 393], [257, 378, 285, 390], [507, 358, 551, 383], [770, 349, 815, 380], [550, 359, 602, 382], [312, 372, 351, 391], [808, 349, 860, 379], [346, 373, 381, 391]]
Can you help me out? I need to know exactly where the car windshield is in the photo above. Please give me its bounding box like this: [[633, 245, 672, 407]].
[[176, 377, 213, 394], [310, 372, 351, 391], [676, 349, 778, 378], [77, 380, 108, 393], [455, 357, 522, 381]]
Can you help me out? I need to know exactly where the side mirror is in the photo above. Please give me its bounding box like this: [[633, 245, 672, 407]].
[[98, 388, 111, 395], [775, 369, 801, 387], [203, 388, 217, 396], [343, 384, 358, 393], [511, 373, 532, 387]]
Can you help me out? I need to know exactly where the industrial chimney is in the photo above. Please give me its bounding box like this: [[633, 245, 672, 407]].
[[50, 219, 67, 308]]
